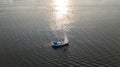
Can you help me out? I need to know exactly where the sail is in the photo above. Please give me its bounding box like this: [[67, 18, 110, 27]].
[[63, 33, 69, 44]]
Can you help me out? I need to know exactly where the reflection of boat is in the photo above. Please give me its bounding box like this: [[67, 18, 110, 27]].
[[52, 33, 69, 47]]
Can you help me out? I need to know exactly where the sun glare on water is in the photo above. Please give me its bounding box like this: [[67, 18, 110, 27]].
[[54, 0, 69, 19], [50, 0, 72, 31]]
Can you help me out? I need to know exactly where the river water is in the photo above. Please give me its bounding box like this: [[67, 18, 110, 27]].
[[0, 0, 120, 67]]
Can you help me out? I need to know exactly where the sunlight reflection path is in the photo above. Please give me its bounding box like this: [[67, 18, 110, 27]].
[[50, 0, 72, 32]]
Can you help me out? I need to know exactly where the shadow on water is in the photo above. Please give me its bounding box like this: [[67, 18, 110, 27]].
[[47, 43, 70, 55], [52, 44, 69, 50]]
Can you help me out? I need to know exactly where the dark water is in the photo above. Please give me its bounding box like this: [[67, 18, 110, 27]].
[[0, 0, 120, 67]]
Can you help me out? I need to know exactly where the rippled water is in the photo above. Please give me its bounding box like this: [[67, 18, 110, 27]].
[[0, 0, 120, 67]]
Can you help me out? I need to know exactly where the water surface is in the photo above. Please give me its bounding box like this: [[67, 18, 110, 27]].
[[0, 0, 120, 67]]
